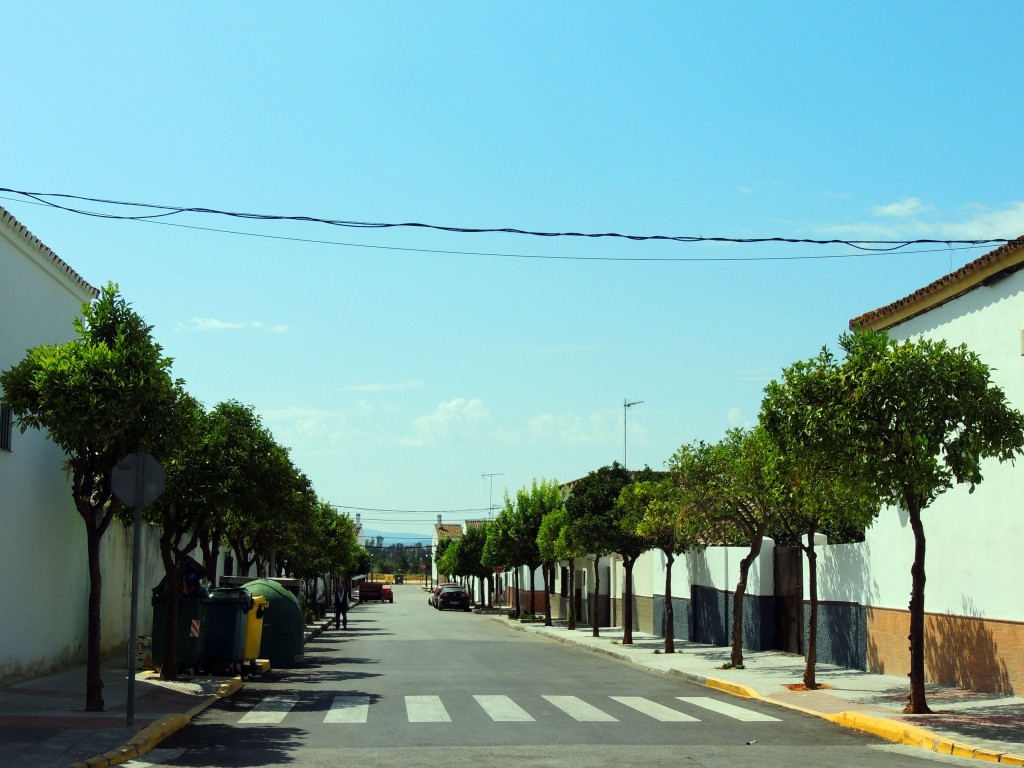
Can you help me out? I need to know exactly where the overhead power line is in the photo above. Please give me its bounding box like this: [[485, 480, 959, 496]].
[[330, 504, 491, 515], [1, 187, 1014, 255]]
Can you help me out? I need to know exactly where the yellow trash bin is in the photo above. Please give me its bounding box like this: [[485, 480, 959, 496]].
[[244, 595, 269, 661]]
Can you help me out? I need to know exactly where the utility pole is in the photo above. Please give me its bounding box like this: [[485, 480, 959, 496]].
[[624, 399, 643, 469], [482, 472, 504, 519]]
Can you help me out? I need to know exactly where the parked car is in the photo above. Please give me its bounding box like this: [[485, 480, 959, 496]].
[[436, 584, 471, 611], [429, 582, 459, 607], [382, 584, 394, 603]]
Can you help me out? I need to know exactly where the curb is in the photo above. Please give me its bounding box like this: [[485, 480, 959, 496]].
[[69, 677, 243, 768], [73, 612, 337, 766], [498, 617, 1024, 764]]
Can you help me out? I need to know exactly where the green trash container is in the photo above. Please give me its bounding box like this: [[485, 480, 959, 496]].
[[151, 593, 208, 674], [203, 588, 253, 675], [243, 579, 305, 668]]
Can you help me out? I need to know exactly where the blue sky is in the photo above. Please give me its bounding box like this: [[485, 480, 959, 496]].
[[4, 3, 1023, 539]]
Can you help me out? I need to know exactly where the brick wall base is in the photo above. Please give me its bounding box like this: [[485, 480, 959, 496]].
[[867, 607, 1022, 695]]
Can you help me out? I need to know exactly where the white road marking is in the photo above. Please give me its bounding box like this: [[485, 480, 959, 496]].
[[676, 696, 781, 722], [120, 748, 186, 766], [542, 695, 618, 722], [610, 696, 700, 722], [406, 695, 452, 722], [324, 694, 370, 723], [238, 696, 299, 724], [474, 694, 535, 721]]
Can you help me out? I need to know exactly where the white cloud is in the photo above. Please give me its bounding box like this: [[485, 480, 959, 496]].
[[526, 411, 617, 445], [726, 407, 747, 427], [398, 398, 495, 447], [871, 198, 930, 218], [817, 200, 1024, 241], [176, 317, 289, 333], [347, 381, 423, 392]]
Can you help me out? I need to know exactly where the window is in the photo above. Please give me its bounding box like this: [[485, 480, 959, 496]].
[[0, 406, 12, 452]]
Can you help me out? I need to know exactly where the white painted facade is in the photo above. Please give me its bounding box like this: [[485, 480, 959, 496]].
[[0, 208, 170, 684], [851, 256, 1024, 622]]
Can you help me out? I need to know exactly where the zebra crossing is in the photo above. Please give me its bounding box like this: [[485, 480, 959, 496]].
[[236, 693, 781, 726]]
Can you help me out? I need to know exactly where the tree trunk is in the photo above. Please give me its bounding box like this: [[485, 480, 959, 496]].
[[542, 566, 553, 626], [592, 556, 601, 638], [85, 521, 105, 711], [803, 530, 818, 689], [567, 559, 576, 630], [731, 542, 762, 668], [663, 550, 675, 654], [514, 568, 521, 615], [622, 558, 634, 644], [159, 537, 181, 681], [529, 564, 537, 614], [905, 502, 932, 714]]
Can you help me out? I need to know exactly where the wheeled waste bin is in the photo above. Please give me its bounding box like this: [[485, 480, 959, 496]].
[[203, 588, 253, 675], [244, 595, 269, 662], [151, 593, 208, 674], [243, 578, 305, 668]]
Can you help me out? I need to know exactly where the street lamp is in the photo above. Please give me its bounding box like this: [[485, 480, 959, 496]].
[[624, 399, 643, 469]]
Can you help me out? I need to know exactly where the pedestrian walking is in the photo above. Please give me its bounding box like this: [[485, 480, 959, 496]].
[[335, 585, 350, 629]]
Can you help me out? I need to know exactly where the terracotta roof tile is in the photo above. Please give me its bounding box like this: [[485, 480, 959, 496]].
[[435, 523, 463, 538], [0, 205, 98, 298], [850, 237, 1024, 331]]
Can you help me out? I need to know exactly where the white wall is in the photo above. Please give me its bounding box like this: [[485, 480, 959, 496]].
[[687, 540, 775, 597], [1, 211, 101, 682], [858, 269, 1024, 621], [0, 210, 176, 683]]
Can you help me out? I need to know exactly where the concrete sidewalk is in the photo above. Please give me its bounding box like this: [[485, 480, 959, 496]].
[[0, 617, 334, 768], [497, 616, 1024, 765]]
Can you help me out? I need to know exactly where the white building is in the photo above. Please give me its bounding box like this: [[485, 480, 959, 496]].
[[0, 207, 164, 684]]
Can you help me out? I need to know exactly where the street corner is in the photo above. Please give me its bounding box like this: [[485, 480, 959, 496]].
[[704, 676, 762, 700]]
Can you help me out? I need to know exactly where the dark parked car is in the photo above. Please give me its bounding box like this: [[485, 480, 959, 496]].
[[430, 582, 459, 607], [436, 585, 471, 611]]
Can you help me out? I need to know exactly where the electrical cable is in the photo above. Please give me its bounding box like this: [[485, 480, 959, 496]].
[[1, 186, 1013, 254]]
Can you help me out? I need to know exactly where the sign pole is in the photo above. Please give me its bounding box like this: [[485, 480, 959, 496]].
[[127, 502, 142, 726], [113, 453, 164, 728]]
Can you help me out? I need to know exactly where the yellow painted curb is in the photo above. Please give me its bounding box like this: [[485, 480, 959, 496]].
[[704, 676, 759, 700], [826, 711, 1024, 764], [77, 676, 246, 767]]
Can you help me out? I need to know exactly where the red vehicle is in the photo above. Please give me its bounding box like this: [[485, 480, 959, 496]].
[[358, 581, 391, 603]]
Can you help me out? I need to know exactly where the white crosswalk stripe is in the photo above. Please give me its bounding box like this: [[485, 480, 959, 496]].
[[406, 694, 452, 722], [238, 696, 299, 724], [676, 696, 781, 722], [610, 696, 700, 722], [324, 694, 370, 723], [232, 693, 782, 726], [474, 694, 535, 721], [542, 695, 618, 722]]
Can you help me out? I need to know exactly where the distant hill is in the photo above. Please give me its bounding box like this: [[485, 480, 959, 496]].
[[359, 528, 432, 547]]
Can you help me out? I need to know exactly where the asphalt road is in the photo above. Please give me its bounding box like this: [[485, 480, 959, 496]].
[[149, 584, 982, 768]]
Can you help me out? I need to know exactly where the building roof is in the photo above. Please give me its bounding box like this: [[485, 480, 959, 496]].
[[435, 523, 463, 539], [850, 237, 1024, 332], [0, 205, 98, 298]]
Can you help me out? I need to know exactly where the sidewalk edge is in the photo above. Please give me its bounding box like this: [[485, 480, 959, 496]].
[[68, 677, 244, 768], [497, 618, 1024, 764]]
